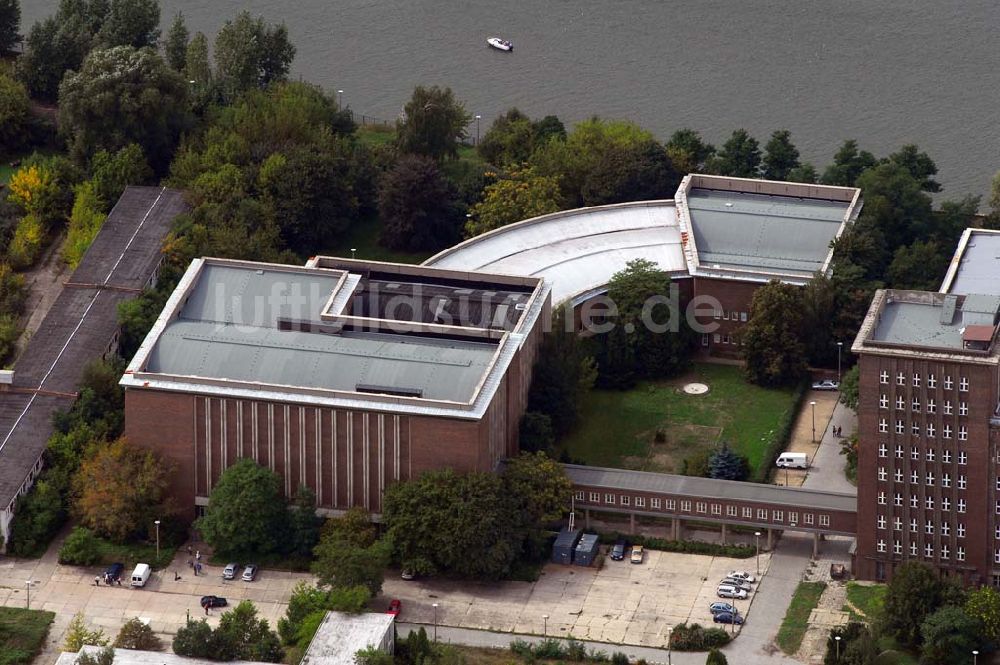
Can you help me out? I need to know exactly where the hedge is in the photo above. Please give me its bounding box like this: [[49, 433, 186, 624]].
[[751, 379, 809, 483], [596, 531, 755, 559], [670, 623, 731, 651]]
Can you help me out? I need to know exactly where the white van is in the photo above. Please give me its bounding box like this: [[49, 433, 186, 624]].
[[131, 563, 151, 588], [776, 452, 809, 469]]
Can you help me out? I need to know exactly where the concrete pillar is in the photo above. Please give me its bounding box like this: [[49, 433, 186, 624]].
[[675, 518, 683, 541], [585, 509, 590, 530], [629, 512, 635, 535], [767, 528, 773, 550], [813, 532, 820, 559], [721, 524, 728, 545]]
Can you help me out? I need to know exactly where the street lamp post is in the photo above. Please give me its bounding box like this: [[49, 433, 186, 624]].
[[432, 603, 439, 641], [337, 89, 344, 108], [754, 531, 761, 575], [667, 627, 672, 665], [154, 519, 161, 562], [810, 400, 817, 443], [837, 341, 843, 384], [834, 635, 841, 660], [542, 614, 548, 636], [973, 650, 979, 665], [475, 114, 482, 145], [24, 580, 34, 609]]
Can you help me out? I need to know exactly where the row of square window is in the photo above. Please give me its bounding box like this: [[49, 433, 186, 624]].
[[879, 395, 968, 415], [878, 420, 968, 439], [713, 310, 748, 322], [877, 515, 966, 536], [877, 493, 967, 511], [877, 468, 966, 487], [876, 540, 965, 560], [877, 445, 968, 463], [574, 491, 831, 526], [879, 371, 968, 391]]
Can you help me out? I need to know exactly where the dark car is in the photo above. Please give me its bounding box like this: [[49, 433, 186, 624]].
[[610, 539, 628, 561], [104, 562, 125, 584], [709, 602, 736, 615], [713, 611, 744, 625], [201, 595, 228, 608]]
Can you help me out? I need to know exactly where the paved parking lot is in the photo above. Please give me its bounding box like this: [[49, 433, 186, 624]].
[[379, 549, 773, 648]]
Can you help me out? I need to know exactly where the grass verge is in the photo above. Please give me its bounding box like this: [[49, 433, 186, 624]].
[[776, 581, 827, 654], [94, 537, 178, 571], [846, 581, 886, 621], [324, 215, 432, 265], [0, 606, 55, 665]]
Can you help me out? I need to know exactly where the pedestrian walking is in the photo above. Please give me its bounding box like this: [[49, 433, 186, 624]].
[[186, 545, 193, 556], [116, 576, 122, 586], [205, 605, 209, 616], [94, 576, 100, 586]]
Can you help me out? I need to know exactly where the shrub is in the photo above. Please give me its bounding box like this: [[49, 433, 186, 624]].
[[0, 313, 19, 366], [114, 617, 163, 650], [510, 640, 533, 658], [63, 612, 109, 652], [706, 649, 728, 665], [63, 182, 106, 268], [611, 652, 629, 665], [670, 623, 731, 651], [58, 527, 102, 566], [534, 639, 566, 659], [595, 532, 755, 559], [7, 213, 45, 270], [565, 639, 587, 661]]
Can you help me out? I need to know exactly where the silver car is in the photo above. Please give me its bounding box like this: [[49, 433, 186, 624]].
[[721, 577, 753, 592], [222, 562, 239, 580]]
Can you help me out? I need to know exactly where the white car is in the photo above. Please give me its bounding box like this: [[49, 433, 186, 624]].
[[717, 585, 748, 600], [811, 380, 840, 391], [727, 570, 757, 584], [721, 577, 753, 592]]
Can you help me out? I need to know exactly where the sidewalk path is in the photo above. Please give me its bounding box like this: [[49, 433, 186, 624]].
[[802, 400, 857, 495]]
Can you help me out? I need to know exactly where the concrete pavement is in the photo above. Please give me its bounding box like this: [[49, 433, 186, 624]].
[[801, 400, 857, 495]]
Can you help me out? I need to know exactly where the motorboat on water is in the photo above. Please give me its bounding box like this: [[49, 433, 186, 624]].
[[487, 37, 513, 51]]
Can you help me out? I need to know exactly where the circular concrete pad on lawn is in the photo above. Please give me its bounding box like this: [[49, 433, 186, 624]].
[[682, 382, 709, 395]]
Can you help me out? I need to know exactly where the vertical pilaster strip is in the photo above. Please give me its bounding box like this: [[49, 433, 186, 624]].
[[205, 398, 212, 491], [333, 411, 338, 507], [236, 401, 244, 458], [393, 415, 400, 482], [284, 405, 291, 496], [252, 402, 259, 461], [268, 404, 275, 472], [316, 408, 322, 504], [220, 399, 227, 470], [378, 414, 385, 511], [299, 407, 306, 488], [346, 413, 353, 504]]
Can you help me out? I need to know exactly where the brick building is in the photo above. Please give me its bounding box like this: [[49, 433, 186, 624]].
[[122, 257, 549, 520]]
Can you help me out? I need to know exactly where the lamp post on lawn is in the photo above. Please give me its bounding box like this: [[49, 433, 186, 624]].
[[835, 635, 841, 660], [24, 580, 35, 609], [973, 650, 978, 665], [154, 519, 161, 562], [542, 614, 548, 637], [837, 341, 843, 384], [432, 603, 439, 641], [810, 400, 817, 443], [475, 115, 482, 145], [754, 531, 761, 575]]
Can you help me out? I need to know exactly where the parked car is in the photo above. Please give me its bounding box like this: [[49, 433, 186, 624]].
[[400, 570, 415, 580], [201, 595, 228, 608], [222, 562, 239, 580], [386, 599, 402, 617], [776, 452, 810, 469], [104, 562, 124, 584], [717, 585, 748, 600], [610, 539, 628, 561], [713, 611, 744, 625], [721, 577, 753, 592], [812, 380, 840, 391], [726, 570, 757, 584], [630, 545, 644, 564], [241, 564, 258, 582], [709, 602, 736, 615], [130, 563, 151, 588]]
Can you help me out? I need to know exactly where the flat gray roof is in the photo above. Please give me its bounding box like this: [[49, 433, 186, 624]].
[[941, 228, 1000, 296], [685, 189, 849, 279], [563, 464, 857, 513], [869, 292, 1000, 351], [302, 611, 395, 665]]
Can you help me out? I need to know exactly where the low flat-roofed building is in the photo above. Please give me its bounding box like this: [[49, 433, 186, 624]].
[[123, 257, 550, 518], [301, 611, 395, 665], [940, 228, 1000, 297]]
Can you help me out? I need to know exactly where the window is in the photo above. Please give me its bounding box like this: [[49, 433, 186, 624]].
[[941, 545, 949, 560], [943, 424, 952, 439], [879, 443, 888, 458], [911, 470, 919, 483], [997, 477, 1000, 491], [789, 511, 798, 524], [958, 475, 967, 490], [927, 399, 936, 414], [804, 513, 815, 525], [722, 310, 729, 320], [958, 426, 968, 441], [681, 500, 691, 511], [910, 495, 919, 508], [730, 310, 738, 321], [926, 472, 935, 486], [958, 500, 966, 514], [714, 309, 721, 320], [896, 444, 904, 458], [878, 467, 887, 481], [925, 543, 934, 559], [819, 515, 830, 527], [620, 495, 630, 506], [894, 540, 902, 555], [877, 515, 886, 529], [910, 541, 918, 556], [942, 522, 951, 536], [959, 451, 968, 465], [911, 447, 919, 461], [943, 450, 952, 464], [909, 518, 918, 532], [995, 549, 1000, 565], [773, 510, 783, 522], [996, 501, 1000, 515], [758, 508, 767, 520], [927, 423, 936, 438], [893, 493, 902, 506], [959, 401, 968, 416], [740, 312, 748, 322], [958, 547, 966, 562], [912, 398, 921, 412], [877, 540, 887, 553], [878, 491, 887, 505], [696, 502, 707, 514], [942, 497, 951, 511], [925, 496, 934, 510], [928, 374, 936, 388], [711, 503, 721, 515], [945, 376, 953, 390], [960, 376, 969, 392], [589, 492, 600, 502], [880, 370, 889, 384], [702, 334, 709, 347], [605, 494, 615, 504], [666, 499, 676, 510], [913, 373, 921, 387], [926, 448, 935, 462], [575, 491, 585, 500], [651, 498, 661, 509], [896, 420, 905, 435], [879, 419, 888, 433], [721, 334, 730, 345], [912, 422, 920, 436], [894, 517, 902, 531], [743, 506, 752, 518], [945, 400, 953, 415], [880, 394, 888, 409], [897, 372, 906, 386], [714, 333, 721, 343], [958, 523, 966, 538], [896, 395, 905, 410], [635, 496, 645, 508], [995, 525, 1000, 540]]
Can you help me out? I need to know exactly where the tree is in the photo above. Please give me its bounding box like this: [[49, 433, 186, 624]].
[[886, 144, 941, 193], [839, 366, 859, 411], [533, 115, 566, 144], [72, 437, 174, 543], [58, 46, 190, 171], [214, 11, 295, 96], [526, 306, 597, 435], [184, 31, 212, 105], [64, 182, 107, 268], [58, 526, 102, 565], [76, 647, 116, 665], [164, 12, 188, 71], [90, 143, 153, 210], [502, 452, 571, 526], [64, 612, 109, 652], [96, 0, 160, 49], [709, 129, 760, 177], [214, 601, 284, 662], [378, 154, 466, 251], [288, 485, 322, 559], [396, 85, 471, 161], [820, 140, 878, 187], [881, 561, 946, 647], [478, 108, 535, 166], [665, 129, 714, 176], [518, 412, 555, 454], [706, 649, 728, 665], [0, 0, 18, 53], [965, 586, 1000, 645], [172, 619, 213, 658], [0, 72, 30, 155], [708, 444, 749, 481], [920, 606, 982, 665], [581, 139, 679, 206], [740, 280, 807, 387], [321, 506, 378, 549], [355, 646, 394, 665], [886, 240, 949, 290], [278, 582, 370, 646], [311, 536, 390, 595], [195, 459, 288, 557], [762, 130, 800, 181], [824, 623, 876, 665], [467, 167, 562, 237], [16, 14, 91, 102], [787, 163, 818, 183], [115, 616, 164, 650]]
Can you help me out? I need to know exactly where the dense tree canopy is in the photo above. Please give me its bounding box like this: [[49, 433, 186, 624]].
[[821, 139, 878, 187], [164, 12, 188, 71], [467, 167, 562, 237], [378, 154, 465, 251], [919, 606, 982, 665], [58, 46, 189, 171], [881, 561, 962, 647], [395, 85, 471, 160], [96, 0, 160, 49], [526, 306, 597, 435], [740, 280, 808, 387], [214, 11, 295, 97], [665, 129, 714, 176], [762, 130, 800, 181], [195, 459, 289, 557], [0, 0, 18, 53], [0, 72, 30, 155], [581, 139, 679, 206], [709, 129, 761, 177]]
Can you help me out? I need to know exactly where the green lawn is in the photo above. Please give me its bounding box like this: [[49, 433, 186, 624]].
[[0, 607, 55, 665], [776, 581, 827, 655], [846, 582, 886, 621], [94, 537, 178, 571], [323, 215, 432, 265], [559, 363, 799, 475]]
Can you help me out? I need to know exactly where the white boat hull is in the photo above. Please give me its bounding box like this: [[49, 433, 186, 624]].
[[487, 38, 512, 51]]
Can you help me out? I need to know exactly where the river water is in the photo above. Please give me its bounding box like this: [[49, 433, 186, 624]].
[[22, 0, 1000, 197]]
